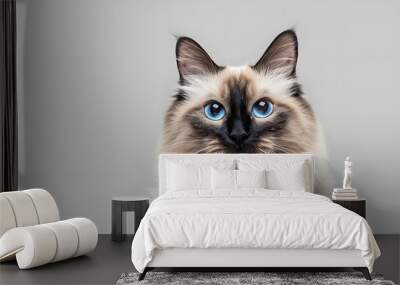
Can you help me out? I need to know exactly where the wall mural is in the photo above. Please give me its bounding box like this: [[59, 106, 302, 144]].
[[161, 30, 319, 154]]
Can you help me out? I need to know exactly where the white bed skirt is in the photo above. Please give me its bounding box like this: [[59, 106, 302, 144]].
[[148, 248, 366, 268]]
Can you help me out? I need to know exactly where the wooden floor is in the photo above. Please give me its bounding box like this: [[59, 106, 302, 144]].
[[0, 235, 398, 285]]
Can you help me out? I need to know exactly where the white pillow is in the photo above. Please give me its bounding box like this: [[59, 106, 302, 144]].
[[211, 168, 236, 190], [237, 159, 308, 191], [166, 160, 236, 191], [167, 163, 211, 191], [211, 169, 268, 190], [236, 169, 267, 189], [266, 163, 306, 191]]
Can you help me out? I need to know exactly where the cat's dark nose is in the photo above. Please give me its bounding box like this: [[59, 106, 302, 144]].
[[230, 132, 248, 145], [229, 121, 249, 145]]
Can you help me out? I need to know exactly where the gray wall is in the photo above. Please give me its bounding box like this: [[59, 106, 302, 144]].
[[17, 0, 400, 234]]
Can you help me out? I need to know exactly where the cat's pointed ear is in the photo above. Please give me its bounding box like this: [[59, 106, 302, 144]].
[[253, 30, 298, 77], [176, 37, 220, 83]]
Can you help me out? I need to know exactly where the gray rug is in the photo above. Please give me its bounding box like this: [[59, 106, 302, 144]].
[[116, 272, 396, 285]]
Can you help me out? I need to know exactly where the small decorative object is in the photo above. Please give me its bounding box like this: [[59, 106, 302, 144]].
[[342, 156, 352, 190], [332, 157, 358, 200]]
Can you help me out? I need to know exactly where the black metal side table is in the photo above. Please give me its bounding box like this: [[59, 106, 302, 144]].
[[332, 198, 366, 218], [111, 196, 149, 242]]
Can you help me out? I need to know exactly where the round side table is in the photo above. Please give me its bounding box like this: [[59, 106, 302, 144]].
[[111, 196, 149, 242]]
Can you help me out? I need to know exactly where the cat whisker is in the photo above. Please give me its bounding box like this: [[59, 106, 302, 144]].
[[255, 146, 267, 153], [257, 136, 302, 153], [196, 141, 225, 154], [258, 139, 293, 153]]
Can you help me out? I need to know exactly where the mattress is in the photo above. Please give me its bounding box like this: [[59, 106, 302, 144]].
[[131, 189, 380, 273]]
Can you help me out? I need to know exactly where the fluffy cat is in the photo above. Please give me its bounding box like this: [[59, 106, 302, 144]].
[[161, 30, 318, 154]]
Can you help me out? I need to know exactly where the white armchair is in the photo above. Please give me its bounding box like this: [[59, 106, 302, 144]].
[[0, 189, 97, 269]]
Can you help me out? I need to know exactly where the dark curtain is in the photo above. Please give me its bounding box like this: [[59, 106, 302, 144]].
[[0, 0, 18, 192]]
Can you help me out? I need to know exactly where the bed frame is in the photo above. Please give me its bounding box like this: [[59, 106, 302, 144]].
[[140, 248, 370, 280], [139, 154, 372, 281]]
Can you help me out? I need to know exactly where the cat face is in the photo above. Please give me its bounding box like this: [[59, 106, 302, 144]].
[[161, 30, 318, 154]]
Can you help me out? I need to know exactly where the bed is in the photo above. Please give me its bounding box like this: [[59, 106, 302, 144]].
[[131, 154, 380, 280]]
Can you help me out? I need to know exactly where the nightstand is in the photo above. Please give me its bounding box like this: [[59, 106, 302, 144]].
[[111, 196, 150, 242], [332, 198, 366, 218]]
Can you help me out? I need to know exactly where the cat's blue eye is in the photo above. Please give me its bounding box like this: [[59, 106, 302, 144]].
[[204, 101, 226, 121], [251, 99, 274, 118]]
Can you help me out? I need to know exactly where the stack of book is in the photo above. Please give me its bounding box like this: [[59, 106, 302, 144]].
[[332, 188, 358, 200]]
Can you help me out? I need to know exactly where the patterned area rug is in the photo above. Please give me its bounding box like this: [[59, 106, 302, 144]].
[[116, 272, 396, 285]]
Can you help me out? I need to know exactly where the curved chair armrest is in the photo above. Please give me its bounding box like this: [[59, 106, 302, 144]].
[[0, 226, 57, 268], [0, 218, 97, 269]]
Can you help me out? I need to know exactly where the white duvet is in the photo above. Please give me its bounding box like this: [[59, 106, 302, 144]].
[[131, 190, 380, 273]]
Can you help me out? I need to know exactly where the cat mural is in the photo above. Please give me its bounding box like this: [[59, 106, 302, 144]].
[[161, 30, 319, 154]]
